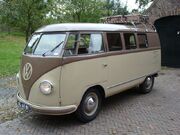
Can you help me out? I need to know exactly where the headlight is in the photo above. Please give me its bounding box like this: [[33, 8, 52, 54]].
[[39, 81, 53, 95]]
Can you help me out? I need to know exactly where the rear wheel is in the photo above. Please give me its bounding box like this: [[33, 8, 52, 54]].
[[139, 76, 154, 94], [75, 88, 102, 123]]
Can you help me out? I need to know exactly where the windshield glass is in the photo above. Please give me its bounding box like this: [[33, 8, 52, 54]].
[[24, 33, 66, 56]]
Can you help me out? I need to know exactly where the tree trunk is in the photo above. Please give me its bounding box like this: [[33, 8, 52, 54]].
[[76, 12, 81, 22], [73, 14, 76, 22], [25, 24, 31, 43], [25, 30, 29, 43], [26, 7, 31, 43], [77, 14, 81, 22]]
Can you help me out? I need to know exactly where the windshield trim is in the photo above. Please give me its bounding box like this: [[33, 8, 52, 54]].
[[24, 34, 41, 54]]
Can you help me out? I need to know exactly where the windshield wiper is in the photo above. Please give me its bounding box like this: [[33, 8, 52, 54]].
[[42, 41, 64, 56]]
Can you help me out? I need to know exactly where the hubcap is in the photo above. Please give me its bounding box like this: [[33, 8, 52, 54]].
[[145, 77, 153, 89], [84, 92, 98, 116]]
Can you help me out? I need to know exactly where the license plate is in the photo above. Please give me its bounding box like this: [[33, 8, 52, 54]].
[[17, 101, 31, 112]]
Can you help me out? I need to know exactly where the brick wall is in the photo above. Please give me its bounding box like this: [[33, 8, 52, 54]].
[[144, 0, 180, 24]]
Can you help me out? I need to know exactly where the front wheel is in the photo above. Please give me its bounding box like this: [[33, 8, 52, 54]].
[[75, 88, 102, 123], [139, 76, 154, 94]]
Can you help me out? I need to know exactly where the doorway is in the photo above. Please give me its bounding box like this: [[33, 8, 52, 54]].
[[154, 15, 180, 67]]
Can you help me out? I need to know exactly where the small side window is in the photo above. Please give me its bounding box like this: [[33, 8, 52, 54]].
[[78, 34, 104, 55], [124, 33, 137, 50], [107, 33, 122, 51], [64, 33, 78, 56], [138, 34, 148, 48], [78, 34, 90, 54]]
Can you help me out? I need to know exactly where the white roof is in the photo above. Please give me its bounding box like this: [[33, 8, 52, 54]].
[[35, 23, 149, 33]]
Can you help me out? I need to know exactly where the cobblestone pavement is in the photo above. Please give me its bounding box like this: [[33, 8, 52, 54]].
[[0, 69, 180, 135]]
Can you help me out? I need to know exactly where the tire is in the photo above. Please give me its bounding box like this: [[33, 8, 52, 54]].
[[75, 88, 102, 123], [139, 76, 154, 94]]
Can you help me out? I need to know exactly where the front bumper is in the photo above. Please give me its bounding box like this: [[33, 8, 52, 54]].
[[17, 92, 77, 115]]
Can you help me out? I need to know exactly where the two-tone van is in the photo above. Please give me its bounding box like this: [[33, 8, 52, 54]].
[[16, 23, 161, 122]]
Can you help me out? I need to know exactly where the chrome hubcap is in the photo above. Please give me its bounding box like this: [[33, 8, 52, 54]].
[[145, 77, 152, 89], [84, 93, 98, 116]]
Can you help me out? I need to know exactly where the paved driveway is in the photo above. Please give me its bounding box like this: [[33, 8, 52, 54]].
[[0, 69, 180, 135]]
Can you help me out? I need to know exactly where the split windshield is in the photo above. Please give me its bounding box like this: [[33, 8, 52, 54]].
[[24, 33, 66, 56]]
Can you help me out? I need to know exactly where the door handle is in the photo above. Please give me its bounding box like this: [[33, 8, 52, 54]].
[[103, 64, 108, 67]]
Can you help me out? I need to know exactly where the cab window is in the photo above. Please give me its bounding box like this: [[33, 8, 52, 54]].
[[78, 33, 104, 55], [25, 33, 66, 56], [64, 33, 78, 56], [107, 33, 122, 51], [124, 33, 137, 49], [138, 34, 148, 48]]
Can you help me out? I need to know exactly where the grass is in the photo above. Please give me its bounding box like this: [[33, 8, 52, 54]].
[[0, 32, 25, 77]]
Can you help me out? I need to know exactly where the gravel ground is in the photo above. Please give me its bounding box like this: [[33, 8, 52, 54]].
[[0, 76, 25, 124], [0, 69, 180, 135]]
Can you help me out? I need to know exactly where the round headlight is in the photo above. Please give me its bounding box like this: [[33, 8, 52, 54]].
[[39, 81, 53, 95]]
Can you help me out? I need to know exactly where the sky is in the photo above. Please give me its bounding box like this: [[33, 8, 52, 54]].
[[121, 0, 153, 12], [121, 0, 139, 11]]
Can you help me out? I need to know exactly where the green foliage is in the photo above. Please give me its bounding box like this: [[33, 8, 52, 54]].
[[0, 33, 25, 77], [135, 0, 153, 8], [0, 0, 129, 40], [51, 0, 104, 22], [51, 0, 129, 22], [104, 0, 129, 16], [0, 0, 53, 41]]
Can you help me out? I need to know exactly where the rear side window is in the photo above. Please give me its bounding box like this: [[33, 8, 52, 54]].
[[107, 33, 122, 51], [78, 34, 104, 55], [138, 34, 148, 48], [124, 33, 137, 50]]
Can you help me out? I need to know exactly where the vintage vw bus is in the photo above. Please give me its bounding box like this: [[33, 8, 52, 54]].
[[16, 23, 161, 122]]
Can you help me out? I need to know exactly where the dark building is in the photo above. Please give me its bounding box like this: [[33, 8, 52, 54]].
[[101, 0, 180, 67], [145, 0, 180, 67]]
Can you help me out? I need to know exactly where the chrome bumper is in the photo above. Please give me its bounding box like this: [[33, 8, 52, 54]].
[[17, 93, 77, 115]]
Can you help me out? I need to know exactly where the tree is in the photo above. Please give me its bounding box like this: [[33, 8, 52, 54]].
[[135, 0, 153, 8], [0, 0, 17, 33], [113, 0, 128, 15], [0, 0, 53, 42], [54, 0, 105, 23], [53, 0, 129, 22], [104, 0, 114, 16], [103, 0, 129, 16], [0, 0, 130, 40]]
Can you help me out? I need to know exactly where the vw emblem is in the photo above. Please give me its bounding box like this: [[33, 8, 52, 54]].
[[23, 63, 32, 81]]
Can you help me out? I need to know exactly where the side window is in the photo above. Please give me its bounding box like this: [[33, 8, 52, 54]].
[[64, 33, 78, 56], [78, 34, 90, 54], [107, 33, 122, 51], [124, 33, 137, 50], [138, 34, 148, 48], [78, 34, 104, 55]]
